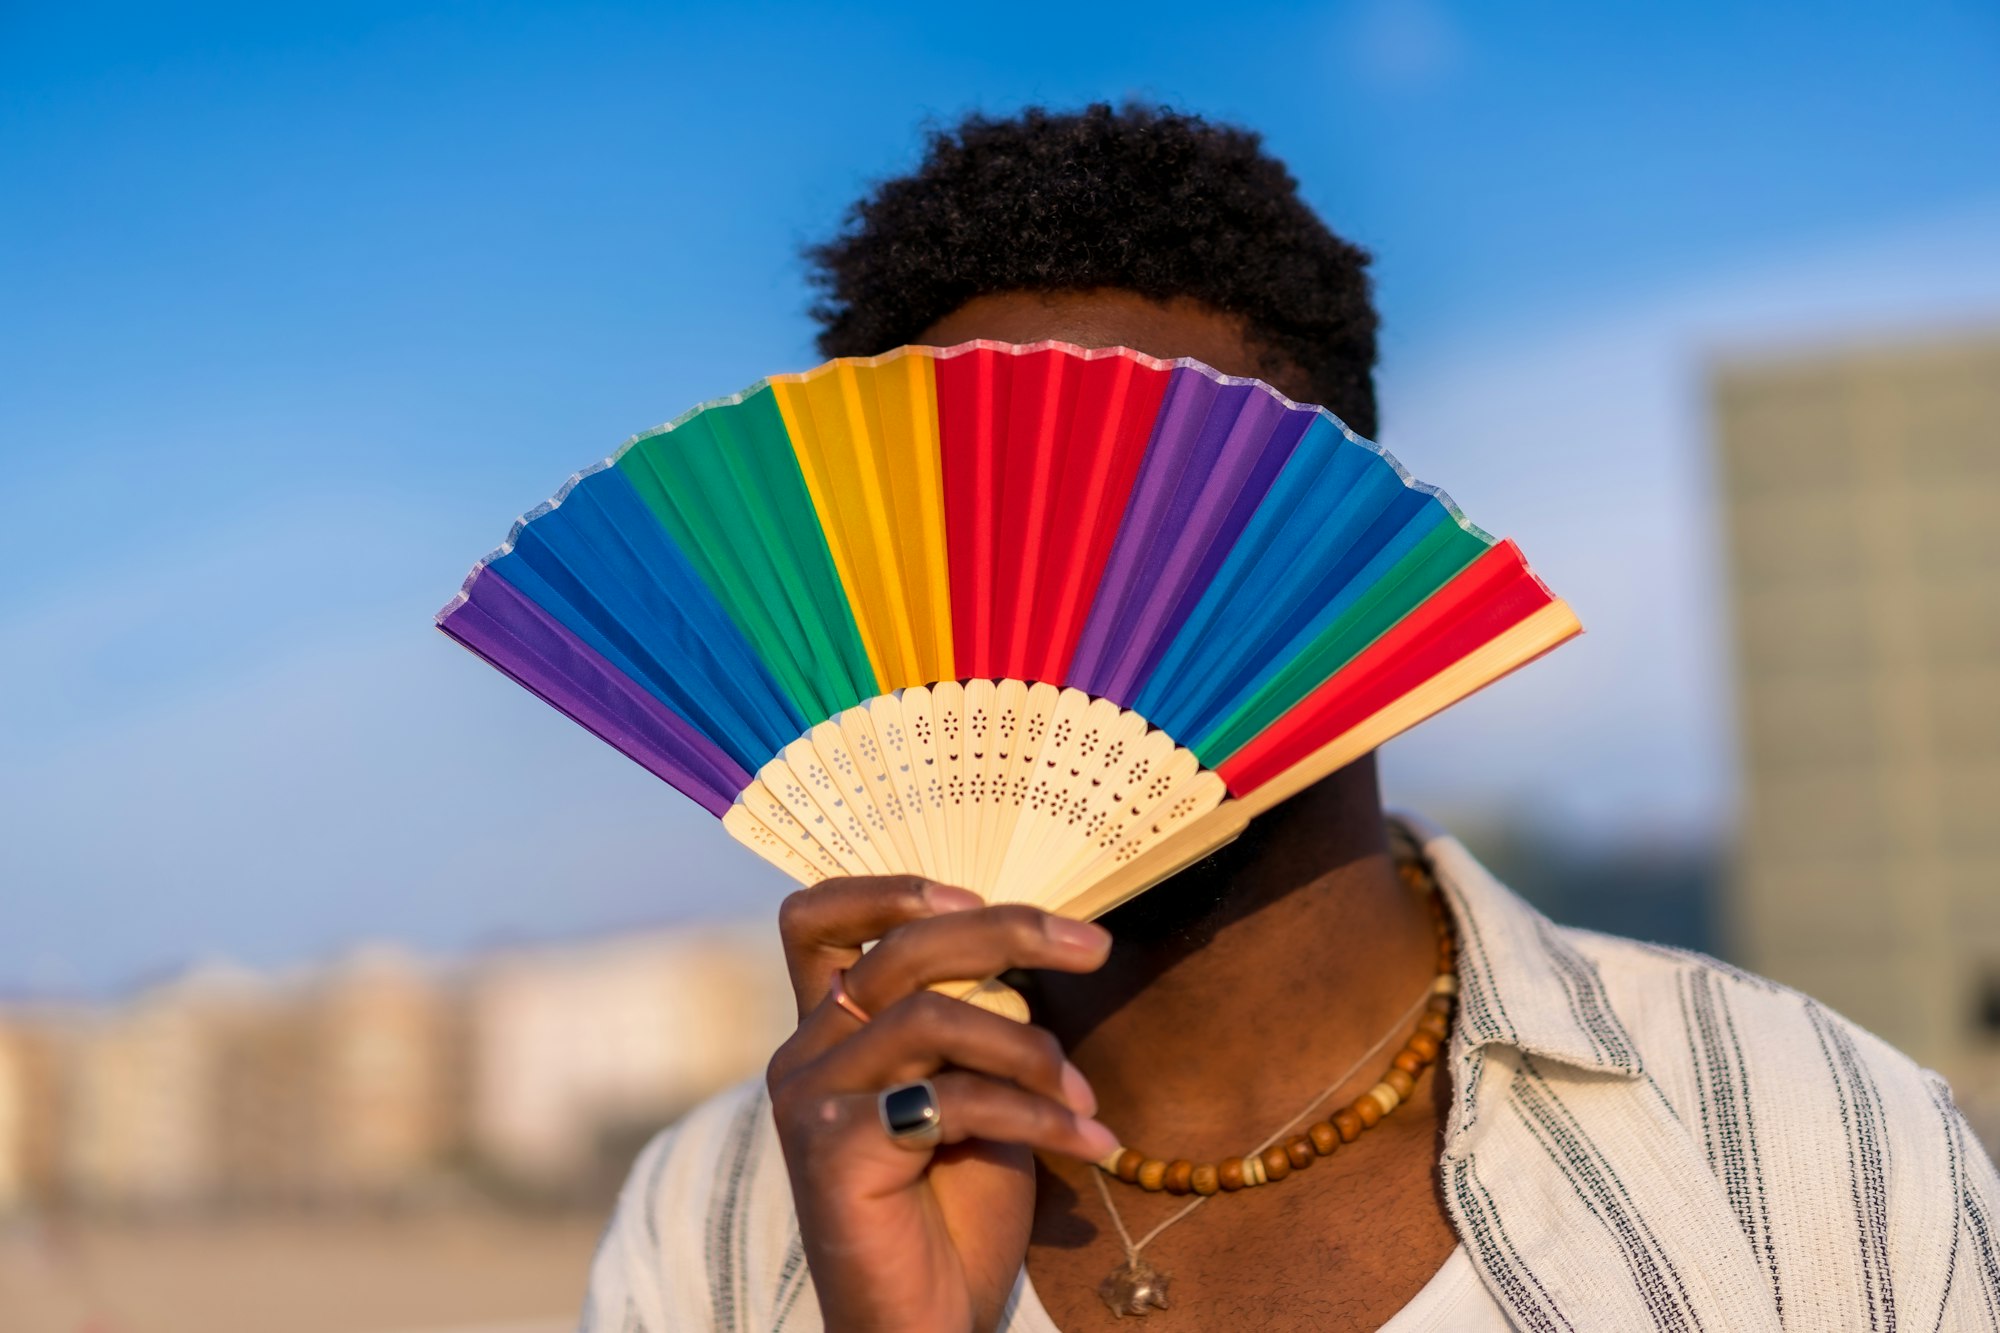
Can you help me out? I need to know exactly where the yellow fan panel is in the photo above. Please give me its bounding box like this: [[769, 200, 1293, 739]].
[[769, 353, 954, 689]]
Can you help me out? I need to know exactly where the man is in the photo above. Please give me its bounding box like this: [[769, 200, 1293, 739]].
[[581, 105, 2000, 1331]]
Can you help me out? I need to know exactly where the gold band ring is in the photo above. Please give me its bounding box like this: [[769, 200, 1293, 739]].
[[828, 968, 872, 1026]]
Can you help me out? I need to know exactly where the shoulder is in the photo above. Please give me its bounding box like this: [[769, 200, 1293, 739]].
[[1567, 924, 1950, 1128], [1412, 815, 2000, 1326], [580, 1078, 814, 1333], [1423, 804, 1967, 1154], [1562, 925, 2000, 1321]]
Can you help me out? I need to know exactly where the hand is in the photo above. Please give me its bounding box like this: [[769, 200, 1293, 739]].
[[766, 876, 1116, 1333]]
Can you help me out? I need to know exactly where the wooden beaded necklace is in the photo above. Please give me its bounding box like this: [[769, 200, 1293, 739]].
[[1086, 851, 1459, 1317]]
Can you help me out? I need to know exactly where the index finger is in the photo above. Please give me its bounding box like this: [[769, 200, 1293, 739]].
[[777, 875, 983, 1015]]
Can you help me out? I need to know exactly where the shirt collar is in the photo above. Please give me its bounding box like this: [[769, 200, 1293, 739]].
[[1390, 811, 1646, 1080]]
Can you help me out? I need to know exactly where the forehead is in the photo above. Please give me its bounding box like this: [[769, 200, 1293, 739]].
[[917, 290, 1307, 400]]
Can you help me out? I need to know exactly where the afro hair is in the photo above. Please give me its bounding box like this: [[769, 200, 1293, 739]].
[[805, 103, 1380, 437]]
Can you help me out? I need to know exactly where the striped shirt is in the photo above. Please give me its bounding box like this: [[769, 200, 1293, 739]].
[[580, 815, 2000, 1331]]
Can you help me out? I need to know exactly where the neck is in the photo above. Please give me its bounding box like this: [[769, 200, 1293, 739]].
[[1026, 757, 1437, 1151]]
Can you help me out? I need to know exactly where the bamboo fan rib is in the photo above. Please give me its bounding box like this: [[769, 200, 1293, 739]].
[[440, 340, 1581, 921]]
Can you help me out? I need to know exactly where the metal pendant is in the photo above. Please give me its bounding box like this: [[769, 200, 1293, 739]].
[[1098, 1257, 1171, 1318]]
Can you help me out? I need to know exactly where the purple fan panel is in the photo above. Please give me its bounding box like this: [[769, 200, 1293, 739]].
[[441, 567, 749, 815], [1068, 369, 1313, 705]]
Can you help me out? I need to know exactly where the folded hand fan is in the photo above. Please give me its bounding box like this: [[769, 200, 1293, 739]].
[[440, 341, 1579, 943]]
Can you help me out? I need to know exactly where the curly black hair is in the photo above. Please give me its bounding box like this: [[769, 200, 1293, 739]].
[[805, 103, 1379, 437]]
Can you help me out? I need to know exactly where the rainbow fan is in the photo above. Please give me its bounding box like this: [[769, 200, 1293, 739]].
[[439, 341, 1579, 924]]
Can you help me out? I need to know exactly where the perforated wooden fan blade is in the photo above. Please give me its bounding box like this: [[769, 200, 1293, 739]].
[[725, 681, 1226, 909]]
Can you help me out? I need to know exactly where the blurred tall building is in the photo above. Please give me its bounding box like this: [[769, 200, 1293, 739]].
[[1715, 331, 2000, 1120]]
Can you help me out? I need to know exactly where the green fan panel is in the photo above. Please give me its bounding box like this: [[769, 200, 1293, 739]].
[[615, 386, 878, 723], [1193, 522, 1491, 764]]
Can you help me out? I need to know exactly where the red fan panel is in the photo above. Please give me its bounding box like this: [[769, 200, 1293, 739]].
[[938, 346, 1172, 684]]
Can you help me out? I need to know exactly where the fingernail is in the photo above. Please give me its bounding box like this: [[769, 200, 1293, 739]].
[[1059, 1061, 1098, 1118], [1076, 1117, 1121, 1160], [1045, 916, 1111, 952], [924, 883, 983, 914]]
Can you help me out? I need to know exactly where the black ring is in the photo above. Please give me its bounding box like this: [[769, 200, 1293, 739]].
[[878, 1079, 942, 1148]]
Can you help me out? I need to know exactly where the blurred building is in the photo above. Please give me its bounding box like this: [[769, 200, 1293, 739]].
[[199, 948, 461, 1206], [466, 924, 791, 1195], [0, 1016, 62, 1212], [1716, 331, 2000, 1128], [60, 970, 244, 1210], [311, 947, 462, 1200], [0, 922, 792, 1217]]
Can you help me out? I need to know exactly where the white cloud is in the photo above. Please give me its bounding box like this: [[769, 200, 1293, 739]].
[[1341, 0, 1468, 90], [1344, 0, 1472, 89]]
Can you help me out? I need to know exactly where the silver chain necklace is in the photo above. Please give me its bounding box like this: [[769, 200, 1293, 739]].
[[1086, 981, 1436, 1317]]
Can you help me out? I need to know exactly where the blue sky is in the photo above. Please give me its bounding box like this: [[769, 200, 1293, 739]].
[[4, 1, 1997, 993]]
